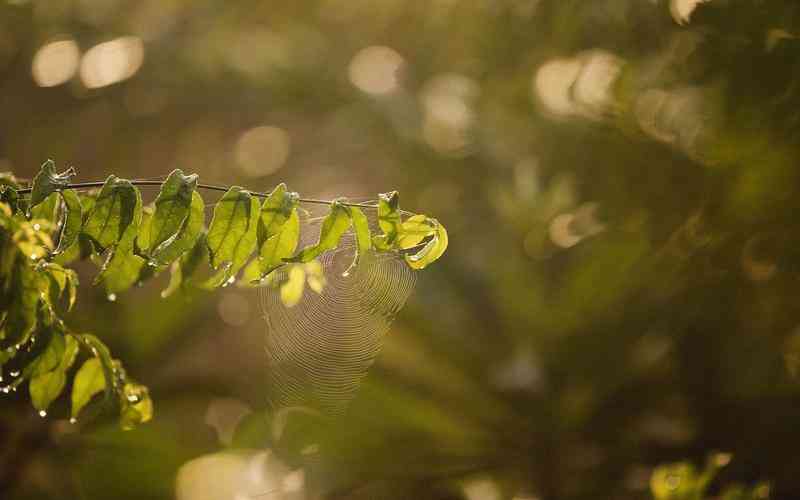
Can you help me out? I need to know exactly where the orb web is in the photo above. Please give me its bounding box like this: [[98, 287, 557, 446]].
[[260, 207, 416, 415]]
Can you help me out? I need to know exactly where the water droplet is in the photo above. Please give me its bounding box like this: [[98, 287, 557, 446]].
[[69, 417, 77, 424], [38, 410, 47, 418], [1, 386, 10, 394], [107, 293, 117, 302], [127, 393, 140, 403], [30, 253, 38, 260], [33, 223, 41, 231], [9, 370, 20, 377], [11, 386, 16, 392]]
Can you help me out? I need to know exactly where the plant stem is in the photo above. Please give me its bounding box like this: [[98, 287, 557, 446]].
[[15, 180, 380, 209]]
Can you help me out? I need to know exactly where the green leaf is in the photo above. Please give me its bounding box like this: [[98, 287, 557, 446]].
[[79, 334, 116, 401], [259, 183, 298, 241], [372, 191, 401, 250], [141, 169, 198, 255], [287, 201, 352, 263], [206, 187, 259, 284], [71, 357, 107, 419], [404, 218, 448, 270], [43, 262, 79, 311], [29, 368, 66, 412], [119, 382, 153, 430], [0, 258, 47, 345], [397, 214, 435, 249], [22, 330, 66, 379], [0, 185, 18, 213], [162, 232, 210, 297], [280, 265, 306, 307], [54, 189, 82, 255], [94, 182, 144, 294], [256, 208, 300, 278], [28, 160, 76, 214], [148, 190, 205, 266], [344, 206, 371, 276], [82, 176, 140, 251]]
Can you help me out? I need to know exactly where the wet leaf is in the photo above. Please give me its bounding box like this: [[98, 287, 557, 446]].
[[79, 334, 116, 401], [22, 330, 66, 379], [119, 382, 153, 429], [71, 357, 106, 419], [29, 368, 66, 412], [94, 182, 144, 294]]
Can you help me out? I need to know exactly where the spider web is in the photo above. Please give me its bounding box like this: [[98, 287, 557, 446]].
[[259, 207, 416, 416]]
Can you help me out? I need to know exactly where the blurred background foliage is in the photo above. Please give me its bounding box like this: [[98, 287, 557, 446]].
[[2, 0, 800, 499]]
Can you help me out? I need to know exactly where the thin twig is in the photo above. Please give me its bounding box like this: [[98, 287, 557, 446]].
[[14, 180, 381, 209]]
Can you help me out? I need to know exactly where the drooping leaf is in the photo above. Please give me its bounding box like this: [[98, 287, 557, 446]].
[[54, 189, 82, 255], [29, 191, 59, 224], [206, 187, 259, 285], [342, 206, 372, 276], [71, 357, 107, 419], [0, 259, 48, 345], [22, 330, 66, 379], [396, 214, 435, 249], [286, 201, 352, 263], [256, 208, 300, 278], [28, 160, 76, 213], [29, 368, 66, 412], [119, 382, 153, 430], [404, 218, 448, 270], [162, 232, 210, 297], [79, 334, 116, 401], [94, 182, 144, 294], [148, 190, 205, 266], [258, 183, 298, 241], [372, 191, 401, 250], [83, 176, 140, 251], [141, 169, 198, 255], [42, 262, 79, 312], [0, 185, 18, 213]]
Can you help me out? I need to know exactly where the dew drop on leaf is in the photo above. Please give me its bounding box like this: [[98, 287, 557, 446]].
[[107, 293, 117, 302], [38, 410, 47, 417]]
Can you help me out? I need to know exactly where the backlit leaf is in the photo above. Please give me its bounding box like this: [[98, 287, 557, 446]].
[[257, 208, 299, 278], [286, 201, 351, 263], [404, 218, 448, 270], [149, 190, 205, 266], [141, 169, 198, 255], [83, 176, 140, 251], [71, 357, 106, 419], [206, 187, 259, 285], [280, 265, 306, 307], [28, 160, 76, 213], [29, 368, 66, 412], [54, 189, 82, 255]]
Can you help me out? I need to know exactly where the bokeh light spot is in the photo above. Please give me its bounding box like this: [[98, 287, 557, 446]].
[[32, 39, 80, 87], [348, 45, 405, 95], [234, 126, 291, 177], [80, 36, 144, 89]]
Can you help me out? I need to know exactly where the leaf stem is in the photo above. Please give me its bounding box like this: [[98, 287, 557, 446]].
[[15, 180, 381, 209]]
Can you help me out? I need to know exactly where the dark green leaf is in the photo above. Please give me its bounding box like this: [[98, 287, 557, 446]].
[[286, 201, 351, 263], [71, 357, 107, 419], [0, 258, 47, 345], [0, 185, 18, 213], [162, 232, 210, 297], [141, 169, 198, 255], [54, 189, 82, 255], [83, 176, 140, 251], [28, 160, 76, 213], [94, 182, 144, 294], [206, 187, 259, 285]]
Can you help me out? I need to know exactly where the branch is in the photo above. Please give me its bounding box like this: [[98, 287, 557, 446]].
[[15, 180, 380, 209]]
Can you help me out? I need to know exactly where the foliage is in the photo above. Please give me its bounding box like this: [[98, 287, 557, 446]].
[[0, 161, 447, 429], [650, 454, 770, 500]]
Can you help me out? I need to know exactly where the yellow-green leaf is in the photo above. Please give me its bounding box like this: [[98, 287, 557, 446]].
[[257, 208, 299, 277], [29, 368, 66, 412], [404, 218, 448, 270], [54, 189, 82, 255], [287, 201, 351, 263], [206, 187, 259, 285], [71, 357, 107, 419], [149, 190, 205, 266], [83, 176, 140, 251], [280, 265, 306, 307], [141, 169, 198, 255]]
